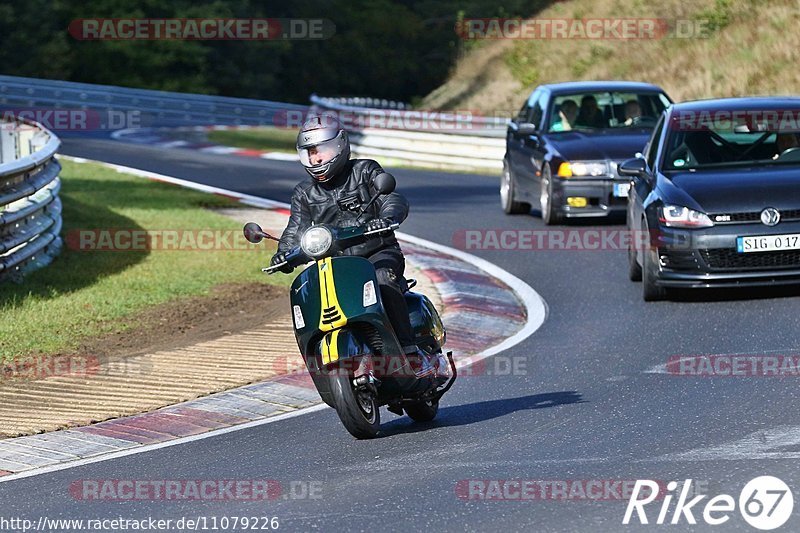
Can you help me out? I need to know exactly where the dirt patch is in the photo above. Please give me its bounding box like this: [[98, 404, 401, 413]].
[[71, 283, 288, 361]]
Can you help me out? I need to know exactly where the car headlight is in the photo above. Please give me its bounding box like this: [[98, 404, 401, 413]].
[[557, 161, 610, 178], [301, 226, 333, 258], [659, 205, 714, 228]]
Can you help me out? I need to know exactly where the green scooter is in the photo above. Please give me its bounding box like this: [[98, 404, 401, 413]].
[[243, 174, 456, 439]]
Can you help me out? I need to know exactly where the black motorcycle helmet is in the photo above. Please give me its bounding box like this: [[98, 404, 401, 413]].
[[297, 114, 350, 183]]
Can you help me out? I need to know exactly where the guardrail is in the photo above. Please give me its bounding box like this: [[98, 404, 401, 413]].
[[0, 75, 507, 174], [0, 75, 307, 128], [310, 94, 507, 173], [0, 117, 62, 282]]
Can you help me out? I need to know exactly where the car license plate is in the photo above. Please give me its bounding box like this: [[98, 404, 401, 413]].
[[737, 233, 800, 253], [613, 183, 630, 198]]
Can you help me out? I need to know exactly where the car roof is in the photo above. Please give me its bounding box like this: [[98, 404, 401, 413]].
[[538, 81, 667, 95], [669, 96, 800, 112]]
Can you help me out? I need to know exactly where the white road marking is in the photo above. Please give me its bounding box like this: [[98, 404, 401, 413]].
[[198, 146, 241, 155], [259, 152, 300, 161], [654, 425, 800, 461], [644, 347, 800, 374], [0, 157, 547, 483]]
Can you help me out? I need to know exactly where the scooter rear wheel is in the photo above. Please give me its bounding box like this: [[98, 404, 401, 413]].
[[405, 398, 439, 422], [328, 371, 381, 439]]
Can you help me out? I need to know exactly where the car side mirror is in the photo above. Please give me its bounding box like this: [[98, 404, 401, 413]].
[[617, 157, 647, 178], [517, 122, 538, 136]]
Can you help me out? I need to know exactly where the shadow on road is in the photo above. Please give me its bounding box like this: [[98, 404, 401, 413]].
[[380, 390, 585, 436], [668, 284, 800, 303]]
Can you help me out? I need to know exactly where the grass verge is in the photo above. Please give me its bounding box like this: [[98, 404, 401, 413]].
[[206, 127, 298, 153], [0, 158, 288, 360]]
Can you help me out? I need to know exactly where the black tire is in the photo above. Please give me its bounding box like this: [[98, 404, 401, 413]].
[[328, 370, 381, 439], [405, 398, 439, 422], [628, 236, 642, 282], [642, 241, 667, 302], [501, 160, 530, 215], [540, 164, 564, 225]]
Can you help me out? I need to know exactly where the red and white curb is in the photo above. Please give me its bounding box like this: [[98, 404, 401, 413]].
[[110, 126, 299, 162], [0, 156, 545, 482]]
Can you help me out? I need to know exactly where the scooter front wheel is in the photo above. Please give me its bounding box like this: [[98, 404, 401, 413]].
[[328, 370, 381, 439]]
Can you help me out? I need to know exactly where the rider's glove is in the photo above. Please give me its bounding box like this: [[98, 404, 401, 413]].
[[365, 217, 393, 234], [270, 251, 294, 273]]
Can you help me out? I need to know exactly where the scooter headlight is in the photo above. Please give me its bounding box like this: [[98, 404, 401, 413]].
[[301, 226, 333, 258]]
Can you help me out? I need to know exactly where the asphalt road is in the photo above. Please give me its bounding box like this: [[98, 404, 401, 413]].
[[3, 137, 800, 532]]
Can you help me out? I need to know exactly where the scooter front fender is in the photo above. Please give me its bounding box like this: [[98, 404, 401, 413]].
[[308, 328, 373, 407]]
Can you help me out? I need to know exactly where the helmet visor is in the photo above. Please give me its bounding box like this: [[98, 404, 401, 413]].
[[298, 132, 346, 167]]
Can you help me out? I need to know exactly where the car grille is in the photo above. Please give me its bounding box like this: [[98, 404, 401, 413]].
[[709, 209, 800, 224], [700, 248, 800, 270]]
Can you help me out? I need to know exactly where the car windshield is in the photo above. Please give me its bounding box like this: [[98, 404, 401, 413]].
[[662, 110, 800, 170], [547, 91, 670, 133]]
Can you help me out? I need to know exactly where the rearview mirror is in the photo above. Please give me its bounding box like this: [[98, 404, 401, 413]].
[[243, 222, 279, 244], [617, 157, 647, 177], [373, 172, 396, 195]]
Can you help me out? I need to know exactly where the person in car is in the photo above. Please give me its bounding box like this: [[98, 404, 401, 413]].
[[551, 99, 578, 132], [623, 100, 642, 126], [575, 95, 606, 128], [774, 132, 800, 158]]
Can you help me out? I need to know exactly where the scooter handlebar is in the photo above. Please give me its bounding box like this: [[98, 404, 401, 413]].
[[363, 222, 400, 237], [259, 222, 400, 274]]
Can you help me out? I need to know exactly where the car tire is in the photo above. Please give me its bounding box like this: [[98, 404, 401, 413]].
[[540, 164, 564, 225], [628, 234, 642, 282], [642, 236, 667, 301], [501, 160, 530, 215]]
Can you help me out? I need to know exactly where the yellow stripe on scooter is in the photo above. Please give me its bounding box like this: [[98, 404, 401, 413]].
[[321, 329, 341, 364], [317, 257, 347, 331]]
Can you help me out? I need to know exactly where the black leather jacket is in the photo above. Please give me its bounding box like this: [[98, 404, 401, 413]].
[[277, 159, 409, 257]]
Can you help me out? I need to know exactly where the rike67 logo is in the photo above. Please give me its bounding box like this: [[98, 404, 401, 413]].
[[624, 477, 793, 530]]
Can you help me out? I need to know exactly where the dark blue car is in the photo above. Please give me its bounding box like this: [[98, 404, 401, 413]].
[[501, 81, 672, 224], [621, 97, 800, 300]]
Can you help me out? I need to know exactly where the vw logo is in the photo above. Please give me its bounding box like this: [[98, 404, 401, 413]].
[[761, 207, 781, 226]]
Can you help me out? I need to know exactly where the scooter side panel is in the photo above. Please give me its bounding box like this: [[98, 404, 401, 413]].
[[290, 256, 402, 356]]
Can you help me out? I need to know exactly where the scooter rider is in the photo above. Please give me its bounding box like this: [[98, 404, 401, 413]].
[[270, 114, 433, 374]]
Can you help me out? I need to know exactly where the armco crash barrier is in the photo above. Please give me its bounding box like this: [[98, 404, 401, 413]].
[[311, 94, 507, 173], [0, 116, 63, 282]]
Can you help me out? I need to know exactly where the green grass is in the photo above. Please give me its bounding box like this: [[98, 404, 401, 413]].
[[206, 127, 298, 153], [0, 159, 289, 360]]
